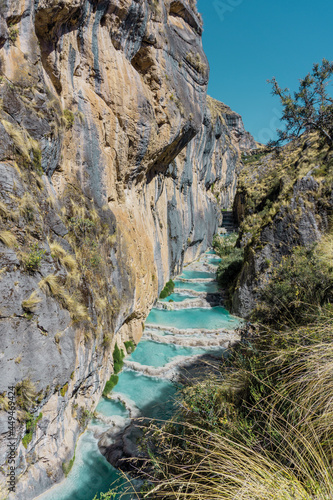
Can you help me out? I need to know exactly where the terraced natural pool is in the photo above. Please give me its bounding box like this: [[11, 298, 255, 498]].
[[146, 306, 241, 330], [174, 280, 220, 293], [38, 248, 241, 500]]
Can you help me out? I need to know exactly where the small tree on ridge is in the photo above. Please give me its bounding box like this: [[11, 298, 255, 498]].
[[268, 58, 333, 146]]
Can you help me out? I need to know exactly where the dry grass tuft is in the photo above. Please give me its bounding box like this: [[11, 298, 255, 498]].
[[0, 230, 17, 248], [0, 394, 9, 411], [145, 423, 333, 499], [16, 378, 37, 412], [19, 192, 36, 220], [107, 232, 117, 247], [39, 274, 90, 322], [62, 254, 78, 273], [22, 291, 42, 313], [131, 309, 333, 500], [317, 232, 333, 270], [49, 241, 78, 274], [50, 241, 67, 260], [66, 296, 90, 322], [0, 201, 10, 219], [39, 274, 65, 299], [2, 119, 30, 159]]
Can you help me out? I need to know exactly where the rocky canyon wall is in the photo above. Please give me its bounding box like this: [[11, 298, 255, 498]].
[[232, 135, 333, 318], [0, 1, 252, 497]]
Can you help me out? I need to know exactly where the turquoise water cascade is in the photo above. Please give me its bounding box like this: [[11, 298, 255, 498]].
[[37, 249, 241, 500]]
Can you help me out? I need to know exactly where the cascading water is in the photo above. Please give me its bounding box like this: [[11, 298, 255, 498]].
[[37, 248, 241, 500]]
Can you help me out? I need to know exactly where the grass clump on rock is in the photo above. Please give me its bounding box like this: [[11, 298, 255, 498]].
[[0, 230, 17, 248], [21, 291, 42, 313], [39, 274, 90, 322]]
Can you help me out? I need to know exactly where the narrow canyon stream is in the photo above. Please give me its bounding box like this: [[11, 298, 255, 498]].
[[37, 247, 241, 500]]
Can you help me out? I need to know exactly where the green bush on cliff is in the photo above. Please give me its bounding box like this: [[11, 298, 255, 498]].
[[252, 240, 333, 326], [102, 375, 119, 398], [216, 249, 243, 289], [213, 234, 244, 292], [124, 340, 136, 354], [9, 26, 19, 44], [102, 343, 129, 397], [22, 413, 42, 449], [159, 280, 175, 299], [24, 243, 46, 272], [113, 343, 125, 374]]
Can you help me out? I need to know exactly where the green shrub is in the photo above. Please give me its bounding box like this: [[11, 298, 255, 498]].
[[9, 27, 19, 44], [69, 216, 95, 237], [22, 432, 32, 449], [216, 248, 244, 288], [213, 234, 244, 292], [124, 340, 135, 354], [79, 408, 92, 428], [32, 146, 43, 175], [22, 413, 42, 449], [102, 375, 119, 397], [213, 233, 238, 256], [63, 109, 74, 130], [253, 244, 333, 326], [159, 280, 175, 299], [60, 383, 68, 397], [241, 149, 271, 165], [93, 491, 117, 500], [113, 343, 125, 373], [62, 453, 75, 477], [24, 243, 46, 272]]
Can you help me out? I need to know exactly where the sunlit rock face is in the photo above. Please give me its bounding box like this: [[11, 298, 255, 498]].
[[0, 1, 252, 497]]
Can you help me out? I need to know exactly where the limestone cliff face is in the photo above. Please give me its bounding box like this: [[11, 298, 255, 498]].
[[0, 1, 251, 497]]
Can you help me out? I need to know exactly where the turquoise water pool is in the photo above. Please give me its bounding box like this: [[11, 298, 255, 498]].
[[95, 398, 128, 419], [36, 432, 130, 500], [160, 293, 195, 302], [174, 280, 220, 293], [115, 370, 177, 419], [128, 340, 209, 367], [146, 306, 240, 330], [179, 269, 216, 280], [208, 258, 222, 266]]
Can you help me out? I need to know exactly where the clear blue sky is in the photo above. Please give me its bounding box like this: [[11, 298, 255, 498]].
[[197, 0, 333, 143]]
